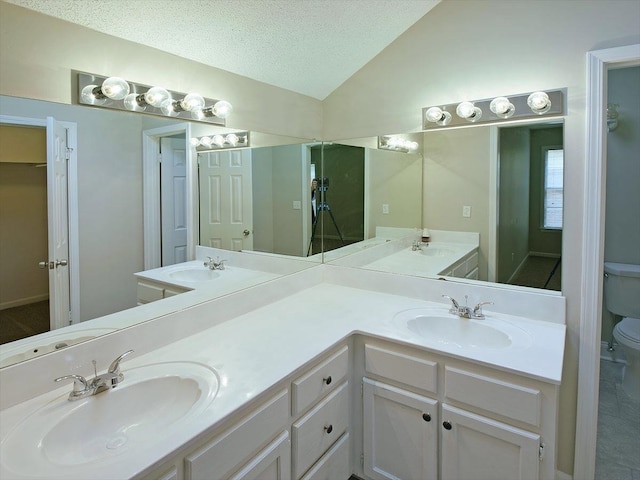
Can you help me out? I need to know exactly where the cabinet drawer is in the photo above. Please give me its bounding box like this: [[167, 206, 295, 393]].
[[185, 390, 289, 480], [300, 433, 349, 480], [365, 344, 437, 394], [444, 367, 541, 427], [292, 382, 349, 479], [137, 282, 164, 303], [292, 346, 348, 416]]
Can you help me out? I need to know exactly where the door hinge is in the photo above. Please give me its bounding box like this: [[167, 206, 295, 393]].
[[65, 147, 73, 160], [360, 382, 364, 398], [539, 441, 545, 461], [360, 453, 364, 467], [68, 310, 73, 325], [157, 153, 162, 164]]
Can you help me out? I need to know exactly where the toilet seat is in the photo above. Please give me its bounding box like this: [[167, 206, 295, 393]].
[[614, 317, 640, 346]]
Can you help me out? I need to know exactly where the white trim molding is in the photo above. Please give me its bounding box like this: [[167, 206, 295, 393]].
[[574, 43, 640, 480]]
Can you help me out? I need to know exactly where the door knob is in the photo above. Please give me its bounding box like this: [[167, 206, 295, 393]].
[[55, 259, 68, 267], [39, 261, 53, 269], [243, 229, 250, 236]]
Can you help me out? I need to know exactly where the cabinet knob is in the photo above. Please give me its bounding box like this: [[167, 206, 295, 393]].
[[323, 375, 332, 385], [324, 424, 333, 434], [443, 421, 452, 430], [422, 413, 431, 422]]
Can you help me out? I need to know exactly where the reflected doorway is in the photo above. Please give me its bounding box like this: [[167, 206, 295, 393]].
[[496, 123, 563, 291]]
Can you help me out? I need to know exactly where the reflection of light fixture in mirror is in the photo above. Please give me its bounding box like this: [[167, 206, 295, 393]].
[[192, 131, 249, 151], [527, 91, 551, 114], [77, 72, 232, 126], [607, 104, 619, 132], [489, 97, 515, 118], [378, 135, 419, 153], [81, 76, 130, 105], [425, 107, 452, 126], [456, 101, 482, 122]]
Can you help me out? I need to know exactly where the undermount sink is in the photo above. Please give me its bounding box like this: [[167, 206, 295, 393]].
[[168, 267, 220, 282], [1, 362, 219, 476], [394, 308, 532, 350]]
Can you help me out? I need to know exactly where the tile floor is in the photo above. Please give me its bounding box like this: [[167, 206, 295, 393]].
[[595, 358, 640, 480]]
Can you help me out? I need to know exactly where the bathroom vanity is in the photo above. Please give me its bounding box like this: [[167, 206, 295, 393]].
[[0, 264, 565, 480]]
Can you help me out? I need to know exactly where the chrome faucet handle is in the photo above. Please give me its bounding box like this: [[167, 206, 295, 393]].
[[472, 301, 494, 318], [108, 349, 134, 375], [54, 374, 89, 399], [442, 295, 460, 310]]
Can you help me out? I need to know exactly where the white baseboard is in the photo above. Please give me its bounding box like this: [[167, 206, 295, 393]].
[[556, 470, 572, 480], [529, 251, 561, 259], [0, 294, 49, 311]]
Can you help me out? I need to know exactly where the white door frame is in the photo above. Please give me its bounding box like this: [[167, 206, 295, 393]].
[[142, 123, 194, 270], [0, 114, 79, 326], [574, 43, 640, 480]]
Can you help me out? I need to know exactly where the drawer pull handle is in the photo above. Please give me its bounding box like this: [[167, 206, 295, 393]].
[[324, 424, 333, 434], [443, 421, 452, 430], [323, 375, 332, 385], [422, 413, 431, 422]]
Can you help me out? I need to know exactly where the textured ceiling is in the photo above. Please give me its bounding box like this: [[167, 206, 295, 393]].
[[3, 0, 440, 100]]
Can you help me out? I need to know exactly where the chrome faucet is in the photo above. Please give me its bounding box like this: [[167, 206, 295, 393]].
[[442, 295, 493, 319], [204, 256, 226, 270], [54, 350, 134, 401]]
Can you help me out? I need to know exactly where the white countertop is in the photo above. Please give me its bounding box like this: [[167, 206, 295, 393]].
[[0, 266, 565, 479]]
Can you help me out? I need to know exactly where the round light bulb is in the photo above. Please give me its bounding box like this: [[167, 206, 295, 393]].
[[180, 93, 205, 112], [123, 93, 146, 111], [101, 77, 130, 100], [407, 141, 419, 151], [425, 107, 444, 123], [144, 87, 171, 107], [490, 97, 515, 118], [80, 84, 107, 105], [160, 99, 180, 116], [191, 108, 205, 120], [212, 135, 225, 147], [200, 136, 214, 147], [212, 100, 233, 119], [226, 133, 239, 146], [189, 137, 201, 147], [527, 91, 551, 114], [456, 102, 475, 118]]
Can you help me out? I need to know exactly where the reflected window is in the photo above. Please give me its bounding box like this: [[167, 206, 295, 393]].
[[543, 148, 564, 229]]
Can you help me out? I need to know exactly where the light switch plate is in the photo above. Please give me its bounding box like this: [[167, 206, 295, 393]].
[[382, 204, 389, 214], [463, 205, 471, 217]]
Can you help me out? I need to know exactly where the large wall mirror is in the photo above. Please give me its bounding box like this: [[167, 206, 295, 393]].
[[0, 92, 564, 369], [326, 120, 564, 294], [0, 94, 319, 368]]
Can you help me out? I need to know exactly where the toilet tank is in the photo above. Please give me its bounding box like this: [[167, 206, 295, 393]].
[[604, 262, 640, 318]]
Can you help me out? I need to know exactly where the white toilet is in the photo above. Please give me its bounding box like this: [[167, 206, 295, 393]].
[[604, 262, 640, 400]]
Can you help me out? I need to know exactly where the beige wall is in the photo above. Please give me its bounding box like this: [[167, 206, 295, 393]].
[[422, 127, 491, 280], [323, 0, 640, 474], [0, 125, 45, 164], [368, 148, 422, 237], [0, 1, 322, 139]]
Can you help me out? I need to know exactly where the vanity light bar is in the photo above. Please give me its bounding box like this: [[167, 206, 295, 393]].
[[191, 131, 249, 151], [422, 89, 564, 130], [378, 135, 419, 153], [76, 72, 231, 126]]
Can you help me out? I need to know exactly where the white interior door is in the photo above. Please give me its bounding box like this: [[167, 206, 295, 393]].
[[46, 116, 70, 330], [198, 149, 253, 251], [160, 136, 188, 265]]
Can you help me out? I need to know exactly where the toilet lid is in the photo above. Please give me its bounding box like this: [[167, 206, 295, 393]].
[[617, 317, 640, 343]]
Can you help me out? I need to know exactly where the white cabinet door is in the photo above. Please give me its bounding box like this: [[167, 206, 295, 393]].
[[363, 378, 438, 480], [441, 404, 540, 480]]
